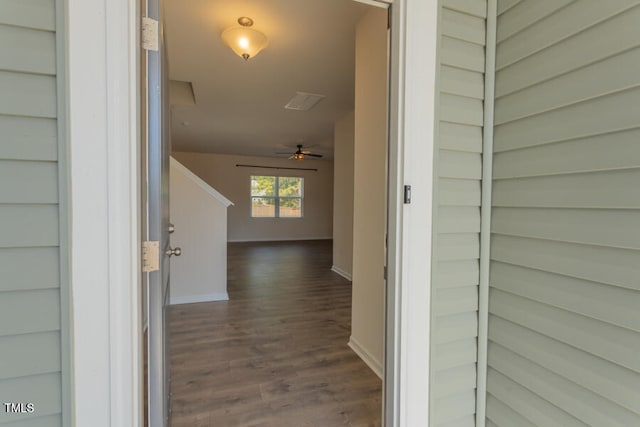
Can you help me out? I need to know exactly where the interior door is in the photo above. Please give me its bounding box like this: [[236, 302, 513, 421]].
[[144, 0, 172, 424]]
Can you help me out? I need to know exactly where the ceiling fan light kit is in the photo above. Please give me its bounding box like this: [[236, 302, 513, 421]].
[[221, 17, 268, 60], [286, 144, 323, 161]]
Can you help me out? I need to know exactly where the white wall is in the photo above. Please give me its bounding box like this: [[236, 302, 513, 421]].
[[172, 152, 334, 242], [169, 158, 231, 304], [332, 111, 355, 280], [349, 6, 388, 377]]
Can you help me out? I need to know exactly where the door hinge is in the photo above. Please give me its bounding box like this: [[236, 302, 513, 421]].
[[387, 7, 392, 29], [142, 241, 160, 272], [384, 265, 388, 280], [142, 17, 159, 51]]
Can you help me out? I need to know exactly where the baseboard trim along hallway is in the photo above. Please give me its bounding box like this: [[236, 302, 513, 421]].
[[169, 292, 229, 305], [348, 336, 383, 379]]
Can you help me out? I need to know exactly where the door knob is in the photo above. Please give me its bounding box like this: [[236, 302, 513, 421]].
[[166, 247, 181, 257], [168, 223, 175, 234]]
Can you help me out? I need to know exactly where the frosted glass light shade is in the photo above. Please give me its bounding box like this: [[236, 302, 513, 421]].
[[221, 26, 268, 60]]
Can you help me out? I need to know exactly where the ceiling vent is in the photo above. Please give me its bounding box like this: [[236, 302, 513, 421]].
[[284, 92, 326, 111]]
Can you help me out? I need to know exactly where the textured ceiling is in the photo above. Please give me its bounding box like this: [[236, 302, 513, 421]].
[[165, 0, 372, 159]]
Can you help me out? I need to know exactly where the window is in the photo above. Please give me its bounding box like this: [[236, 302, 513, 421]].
[[251, 176, 304, 218]]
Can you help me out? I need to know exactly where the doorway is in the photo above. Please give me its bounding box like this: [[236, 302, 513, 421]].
[[154, 0, 391, 425]]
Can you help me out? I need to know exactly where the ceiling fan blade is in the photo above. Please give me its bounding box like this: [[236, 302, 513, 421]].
[[288, 155, 296, 160], [305, 153, 323, 158]]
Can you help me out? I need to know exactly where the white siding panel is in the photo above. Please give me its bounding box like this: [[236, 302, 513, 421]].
[[496, 48, 640, 125], [439, 206, 481, 233], [487, 368, 585, 427], [433, 364, 478, 398], [441, 36, 485, 72], [0, 373, 61, 423], [0, 71, 56, 118], [490, 289, 640, 373], [435, 287, 478, 316], [488, 343, 639, 425], [439, 179, 481, 206], [495, 5, 640, 97], [440, 65, 484, 99], [492, 169, 640, 209], [491, 235, 640, 290], [0, 24, 56, 75], [486, 394, 537, 427], [0, 247, 59, 292], [442, 8, 486, 45], [0, 331, 60, 380], [0, 289, 60, 337], [433, 338, 478, 371], [497, 1, 639, 70], [494, 87, 640, 151], [0, 160, 58, 204], [436, 260, 479, 289], [439, 150, 482, 180], [491, 207, 640, 249], [440, 122, 483, 153], [443, 0, 487, 18], [0, 0, 55, 31], [490, 262, 640, 332], [0, 116, 58, 161], [496, 0, 573, 43], [440, 94, 484, 126], [492, 129, 640, 176], [0, 205, 59, 248], [490, 316, 640, 414], [433, 390, 477, 425]]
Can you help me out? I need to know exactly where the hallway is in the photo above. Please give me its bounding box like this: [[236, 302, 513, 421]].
[[169, 240, 382, 426]]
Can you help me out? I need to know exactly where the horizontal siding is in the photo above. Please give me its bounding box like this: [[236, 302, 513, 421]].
[[496, 1, 639, 70], [0, 289, 61, 337], [0, 205, 59, 248], [488, 2, 640, 425], [0, 373, 61, 424], [0, 0, 55, 31], [0, 116, 58, 161], [0, 332, 61, 380], [0, 2, 65, 425], [0, 248, 59, 292], [431, 3, 487, 425], [0, 160, 58, 203], [0, 71, 57, 118], [0, 23, 56, 75]]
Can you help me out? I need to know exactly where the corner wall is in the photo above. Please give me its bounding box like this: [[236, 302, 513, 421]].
[[350, 6, 388, 377], [430, 1, 488, 425], [172, 152, 334, 242], [332, 111, 355, 280], [169, 158, 231, 304]]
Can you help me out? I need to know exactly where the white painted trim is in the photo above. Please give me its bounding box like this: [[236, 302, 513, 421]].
[[68, 0, 140, 425], [349, 336, 383, 379], [228, 237, 333, 243], [170, 156, 234, 207], [477, 1, 497, 426], [170, 292, 229, 305], [352, 0, 390, 8], [390, 1, 440, 426], [331, 265, 353, 281]]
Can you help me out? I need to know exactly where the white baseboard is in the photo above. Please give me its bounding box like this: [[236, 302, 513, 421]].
[[228, 237, 333, 243], [170, 292, 229, 305], [348, 336, 383, 379], [331, 265, 352, 281]]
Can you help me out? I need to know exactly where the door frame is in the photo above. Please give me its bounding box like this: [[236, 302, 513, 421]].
[[66, 0, 439, 425]]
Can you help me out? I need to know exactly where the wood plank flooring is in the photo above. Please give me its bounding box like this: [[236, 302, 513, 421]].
[[169, 240, 382, 427]]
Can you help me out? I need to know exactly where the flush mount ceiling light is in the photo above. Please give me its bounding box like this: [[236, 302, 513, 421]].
[[221, 17, 268, 61]]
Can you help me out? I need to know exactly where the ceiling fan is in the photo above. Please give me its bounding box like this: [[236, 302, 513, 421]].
[[276, 144, 323, 160]]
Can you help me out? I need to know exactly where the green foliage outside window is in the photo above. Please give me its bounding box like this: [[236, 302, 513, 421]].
[[251, 176, 303, 218]]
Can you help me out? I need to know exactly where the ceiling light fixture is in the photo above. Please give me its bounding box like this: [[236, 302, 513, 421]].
[[221, 17, 268, 61]]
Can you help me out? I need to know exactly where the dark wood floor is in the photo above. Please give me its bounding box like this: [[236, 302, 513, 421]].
[[169, 240, 382, 427]]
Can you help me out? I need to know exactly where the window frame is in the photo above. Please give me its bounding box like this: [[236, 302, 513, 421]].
[[250, 175, 304, 218]]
